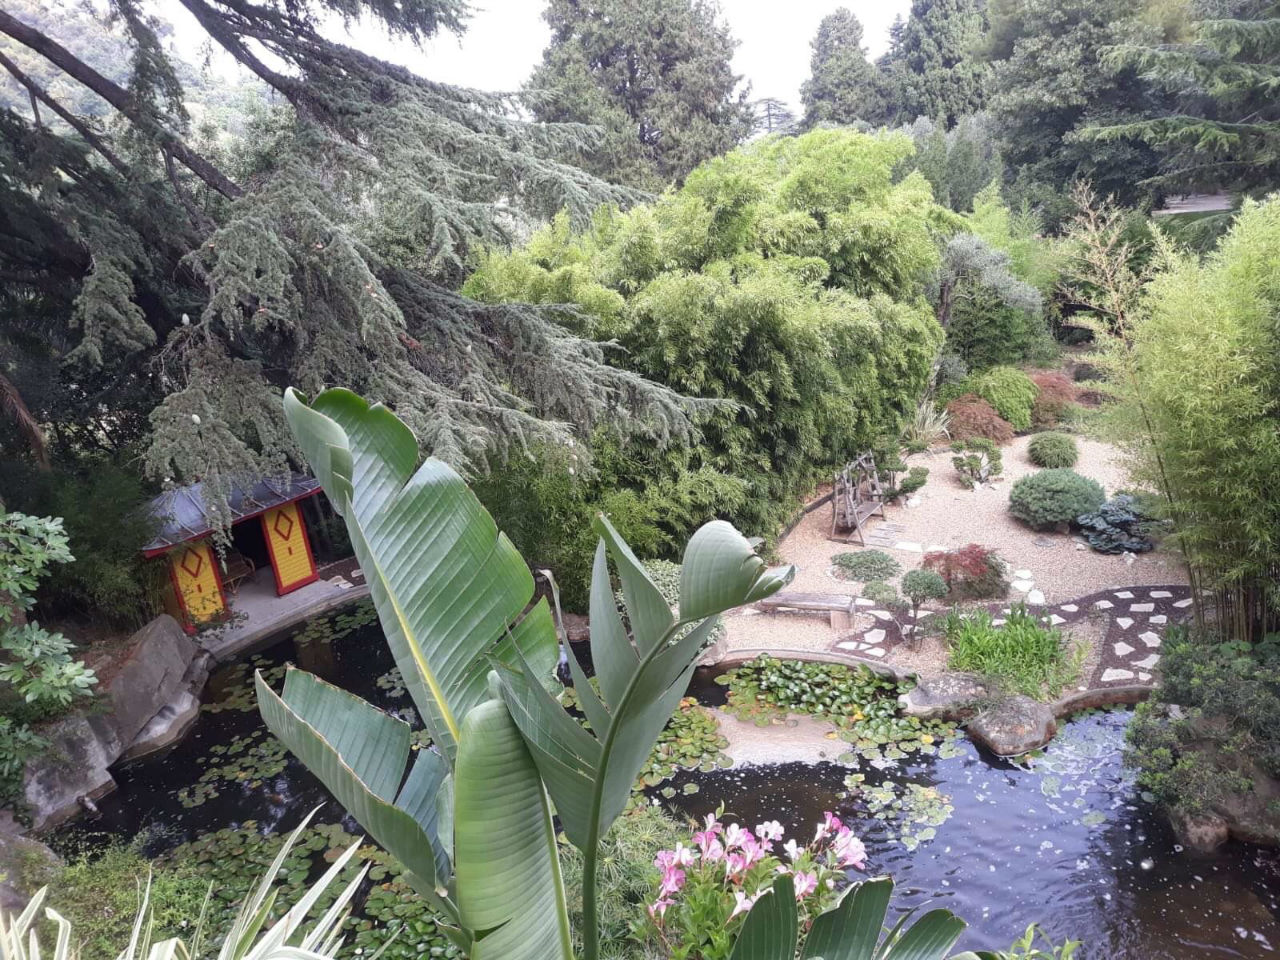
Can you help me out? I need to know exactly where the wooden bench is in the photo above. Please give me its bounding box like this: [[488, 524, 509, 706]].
[[221, 550, 255, 594], [757, 591, 857, 630]]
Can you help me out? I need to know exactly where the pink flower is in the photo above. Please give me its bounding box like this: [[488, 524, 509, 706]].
[[740, 834, 767, 867], [723, 823, 748, 850], [832, 828, 867, 869], [724, 852, 749, 879], [648, 898, 675, 919], [659, 866, 686, 896], [701, 838, 725, 862], [703, 813, 722, 834], [654, 844, 695, 871], [814, 811, 843, 843], [730, 890, 759, 919], [782, 839, 803, 862], [755, 820, 785, 843], [792, 871, 818, 899]]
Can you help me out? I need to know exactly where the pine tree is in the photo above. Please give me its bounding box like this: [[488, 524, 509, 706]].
[[799, 8, 883, 128], [879, 0, 989, 126], [1085, 0, 1280, 194], [752, 97, 796, 136], [0, 0, 694, 521], [524, 0, 754, 189]]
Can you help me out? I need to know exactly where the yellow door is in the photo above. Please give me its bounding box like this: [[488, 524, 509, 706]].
[[169, 540, 226, 627], [262, 502, 318, 595]]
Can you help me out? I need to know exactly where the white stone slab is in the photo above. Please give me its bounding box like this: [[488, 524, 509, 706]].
[[1011, 580, 1034, 592], [1014, 569, 1034, 580], [894, 541, 924, 553], [1114, 642, 1134, 656], [870, 610, 893, 620], [1149, 614, 1167, 625], [1140, 632, 1161, 648], [1116, 617, 1133, 630], [1115, 591, 1134, 599], [992, 619, 1005, 626], [1027, 589, 1046, 605], [1130, 602, 1155, 613], [1173, 598, 1194, 609], [1150, 590, 1172, 598], [1094, 600, 1113, 610], [863, 629, 886, 644], [1133, 654, 1160, 670], [866, 647, 886, 657], [1060, 604, 1078, 613], [1139, 672, 1151, 681], [836, 640, 861, 651], [1050, 614, 1066, 626], [1102, 668, 1134, 682]]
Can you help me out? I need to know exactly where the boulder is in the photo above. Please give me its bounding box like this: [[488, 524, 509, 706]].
[[119, 690, 201, 762], [1170, 809, 1230, 854], [969, 695, 1057, 757], [899, 673, 990, 721], [102, 616, 199, 747], [22, 713, 118, 832], [0, 811, 61, 911]]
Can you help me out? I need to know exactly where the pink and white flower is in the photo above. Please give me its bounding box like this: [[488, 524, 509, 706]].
[[792, 871, 818, 899], [730, 890, 760, 919], [782, 838, 803, 862], [755, 820, 785, 843], [648, 898, 675, 919], [659, 866, 686, 896], [831, 828, 867, 869]]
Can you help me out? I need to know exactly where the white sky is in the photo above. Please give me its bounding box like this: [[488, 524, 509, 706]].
[[168, 1, 911, 113]]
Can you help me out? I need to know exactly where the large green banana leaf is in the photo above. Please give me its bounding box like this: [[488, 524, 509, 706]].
[[495, 514, 794, 851], [281, 387, 559, 763], [732, 875, 984, 960]]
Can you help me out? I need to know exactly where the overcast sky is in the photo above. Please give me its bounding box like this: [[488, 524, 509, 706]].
[[171, 1, 911, 113]]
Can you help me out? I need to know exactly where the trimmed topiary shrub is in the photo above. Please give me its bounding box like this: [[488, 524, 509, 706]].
[[901, 568, 948, 626], [1008, 469, 1105, 530], [922, 543, 1009, 600], [951, 438, 1003, 488], [1029, 371, 1078, 427], [895, 466, 929, 499], [863, 580, 900, 606], [945, 395, 1014, 444], [833, 550, 902, 582], [1027, 432, 1079, 468]]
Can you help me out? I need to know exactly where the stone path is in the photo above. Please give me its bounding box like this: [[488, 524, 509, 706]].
[[760, 584, 1195, 692]]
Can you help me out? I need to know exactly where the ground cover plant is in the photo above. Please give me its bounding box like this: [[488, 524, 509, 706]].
[[1027, 432, 1079, 469], [1008, 469, 1104, 530], [923, 544, 1009, 601], [945, 607, 1082, 700], [831, 550, 902, 582]]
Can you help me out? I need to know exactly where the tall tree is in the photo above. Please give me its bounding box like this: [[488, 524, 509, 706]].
[[752, 97, 796, 136], [800, 8, 882, 128], [1085, 0, 1280, 195], [879, 0, 989, 126], [0, 0, 693, 521], [524, 0, 753, 190]]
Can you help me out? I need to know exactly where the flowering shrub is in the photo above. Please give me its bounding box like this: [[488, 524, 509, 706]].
[[945, 394, 1015, 444], [922, 543, 1009, 601], [637, 812, 866, 959]]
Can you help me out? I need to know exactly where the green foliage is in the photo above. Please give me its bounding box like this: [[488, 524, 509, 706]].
[[639, 698, 732, 793], [947, 366, 1038, 431], [879, 0, 990, 127], [951, 437, 1003, 488], [525, 0, 752, 189], [945, 606, 1081, 699], [1075, 494, 1156, 555], [904, 399, 951, 450], [896, 465, 931, 498], [1127, 632, 1280, 837], [1003, 924, 1083, 959], [902, 568, 949, 620], [801, 8, 883, 127], [863, 580, 901, 605], [900, 114, 1002, 214], [844, 776, 954, 851], [1027, 432, 1079, 468], [831, 550, 902, 582], [923, 543, 1009, 600], [1008, 469, 1105, 530]]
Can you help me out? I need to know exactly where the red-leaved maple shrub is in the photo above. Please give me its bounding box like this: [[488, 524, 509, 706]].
[[945, 395, 1015, 444], [1029, 371, 1078, 427], [922, 543, 1009, 601]]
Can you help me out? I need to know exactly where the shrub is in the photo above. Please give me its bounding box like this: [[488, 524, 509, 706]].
[[902, 399, 950, 449], [832, 550, 902, 582], [901, 568, 948, 624], [966, 366, 1039, 431], [1027, 432, 1079, 468], [1075, 493, 1156, 554], [936, 353, 969, 386], [1008, 469, 1105, 530], [945, 606, 1080, 699], [897, 466, 929, 498], [863, 580, 900, 605], [945, 395, 1014, 444], [922, 543, 1008, 600], [1029, 371, 1078, 427], [950, 438, 1003, 488]]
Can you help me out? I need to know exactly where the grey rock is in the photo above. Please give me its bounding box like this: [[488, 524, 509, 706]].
[[119, 691, 201, 762], [0, 811, 61, 910], [22, 713, 118, 832], [899, 673, 990, 721], [968, 696, 1057, 757], [1170, 810, 1230, 854]]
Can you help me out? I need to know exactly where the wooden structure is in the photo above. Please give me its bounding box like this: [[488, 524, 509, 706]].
[[141, 475, 322, 633], [830, 453, 888, 545], [757, 592, 858, 630]]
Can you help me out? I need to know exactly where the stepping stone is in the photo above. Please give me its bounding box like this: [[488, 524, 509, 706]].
[[1173, 598, 1194, 609], [1094, 600, 1113, 610], [1011, 580, 1034, 592], [894, 541, 924, 553], [1002, 608, 1012, 614], [863, 629, 886, 644], [1027, 589, 1046, 605], [870, 610, 893, 620], [1033, 537, 1055, 548], [1060, 604, 1078, 613], [836, 640, 860, 651], [915, 610, 934, 619], [1139, 632, 1161, 648], [1149, 614, 1167, 625], [1113, 642, 1134, 657], [1115, 591, 1134, 599], [1014, 569, 1034, 580], [1101, 668, 1135, 682], [866, 647, 886, 657], [1139, 672, 1151, 681], [1050, 615, 1066, 625], [1130, 603, 1155, 613], [1116, 617, 1134, 630], [1133, 654, 1160, 670], [740, 607, 762, 616], [1150, 590, 1172, 598], [854, 598, 874, 606], [351, 568, 364, 579], [992, 619, 1005, 626], [927, 544, 946, 552]]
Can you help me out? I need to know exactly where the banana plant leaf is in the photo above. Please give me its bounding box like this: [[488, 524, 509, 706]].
[[731, 876, 977, 960], [281, 387, 559, 763], [495, 514, 794, 851]]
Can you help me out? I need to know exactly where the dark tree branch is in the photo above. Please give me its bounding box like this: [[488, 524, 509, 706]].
[[175, 0, 304, 105], [163, 148, 216, 233], [0, 49, 130, 176], [0, 9, 243, 199]]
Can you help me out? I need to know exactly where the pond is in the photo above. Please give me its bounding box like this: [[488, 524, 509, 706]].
[[55, 603, 1280, 959]]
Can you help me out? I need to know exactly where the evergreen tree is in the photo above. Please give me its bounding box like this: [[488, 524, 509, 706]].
[[0, 0, 693, 523], [1086, 0, 1280, 194], [524, 0, 753, 189], [800, 8, 883, 128], [752, 97, 796, 136], [879, 0, 989, 126]]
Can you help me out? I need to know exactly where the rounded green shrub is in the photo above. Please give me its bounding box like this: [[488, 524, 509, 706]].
[[967, 366, 1039, 431], [832, 550, 902, 582], [862, 580, 900, 605], [1008, 469, 1105, 530], [1027, 432, 1079, 468]]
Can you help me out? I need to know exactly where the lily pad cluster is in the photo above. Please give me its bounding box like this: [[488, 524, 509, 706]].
[[176, 730, 289, 808], [375, 666, 407, 698], [203, 656, 288, 714], [719, 656, 959, 763], [292, 598, 378, 647], [844, 775, 954, 850]]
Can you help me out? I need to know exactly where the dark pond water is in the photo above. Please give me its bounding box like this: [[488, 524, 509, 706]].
[[54, 609, 1280, 958]]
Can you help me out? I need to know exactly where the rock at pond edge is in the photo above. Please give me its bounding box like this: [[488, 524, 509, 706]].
[[968, 695, 1057, 757], [899, 673, 990, 721]]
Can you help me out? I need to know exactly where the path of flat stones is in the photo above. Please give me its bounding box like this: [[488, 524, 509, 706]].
[[817, 584, 1194, 691]]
